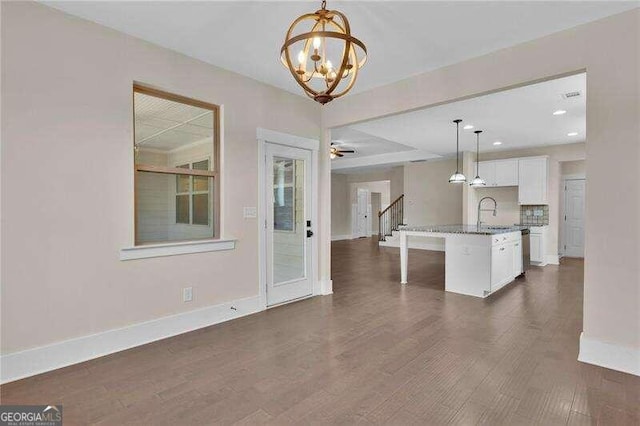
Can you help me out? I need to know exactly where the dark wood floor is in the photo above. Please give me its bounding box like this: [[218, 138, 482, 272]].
[[2, 238, 639, 425]]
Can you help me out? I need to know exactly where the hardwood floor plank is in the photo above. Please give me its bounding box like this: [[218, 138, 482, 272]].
[[1, 238, 638, 425]]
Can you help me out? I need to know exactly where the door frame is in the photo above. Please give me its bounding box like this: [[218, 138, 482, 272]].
[[257, 128, 319, 310], [560, 174, 586, 258]]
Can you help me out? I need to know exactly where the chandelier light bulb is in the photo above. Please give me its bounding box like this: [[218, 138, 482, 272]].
[[297, 51, 306, 65], [326, 60, 333, 70], [313, 37, 321, 49]]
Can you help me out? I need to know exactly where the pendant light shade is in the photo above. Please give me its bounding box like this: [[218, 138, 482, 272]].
[[469, 130, 486, 187], [449, 119, 466, 184]]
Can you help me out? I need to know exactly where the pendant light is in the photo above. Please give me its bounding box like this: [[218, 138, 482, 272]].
[[280, 0, 367, 104], [469, 130, 486, 187], [449, 119, 466, 183]]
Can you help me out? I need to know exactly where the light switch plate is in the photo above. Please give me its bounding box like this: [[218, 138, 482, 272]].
[[243, 207, 257, 218]]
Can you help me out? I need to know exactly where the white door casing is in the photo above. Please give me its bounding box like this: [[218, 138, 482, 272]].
[[564, 179, 585, 258], [265, 143, 313, 306]]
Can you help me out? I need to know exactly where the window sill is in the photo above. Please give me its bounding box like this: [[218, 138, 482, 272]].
[[120, 238, 236, 261]]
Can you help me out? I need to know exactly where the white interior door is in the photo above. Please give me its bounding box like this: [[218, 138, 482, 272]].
[[356, 188, 369, 238], [265, 143, 313, 306], [564, 179, 585, 258]]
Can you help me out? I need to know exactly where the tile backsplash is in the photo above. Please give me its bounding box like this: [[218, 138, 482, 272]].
[[520, 205, 549, 225]]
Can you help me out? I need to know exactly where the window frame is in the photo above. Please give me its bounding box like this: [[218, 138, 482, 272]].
[[174, 157, 212, 227], [133, 84, 221, 245]]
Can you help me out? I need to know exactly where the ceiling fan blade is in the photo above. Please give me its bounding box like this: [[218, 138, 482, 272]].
[[336, 152, 344, 157], [339, 149, 355, 153]]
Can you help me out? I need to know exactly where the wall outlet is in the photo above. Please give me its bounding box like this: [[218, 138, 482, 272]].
[[182, 287, 193, 302]]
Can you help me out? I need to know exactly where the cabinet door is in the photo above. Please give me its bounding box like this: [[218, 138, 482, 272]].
[[479, 161, 496, 187], [513, 241, 523, 275], [494, 160, 518, 186], [518, 157, 548, 204], [530, 234, 542, 262], [491, 243, 512, 290]]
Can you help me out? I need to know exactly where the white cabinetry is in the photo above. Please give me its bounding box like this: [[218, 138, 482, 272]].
[[480, 161, 495, 187], [529, 226, 547, 265], [478, 159, 518, 187], [495, 159, 519, 186], [490, 232, 522, 293], [518, 157, 548, 204], [443, 231, 522, 298], [491, 242, 513, 291], [513, 239, 523, 275]]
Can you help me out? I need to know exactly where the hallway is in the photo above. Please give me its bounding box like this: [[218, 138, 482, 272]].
[[1, 239, 638, 424]]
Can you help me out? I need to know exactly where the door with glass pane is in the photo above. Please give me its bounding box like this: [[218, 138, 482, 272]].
[[265, 143, 313, 306]]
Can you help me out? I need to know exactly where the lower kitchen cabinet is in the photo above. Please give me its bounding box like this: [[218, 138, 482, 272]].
[[513, 239, 523, 275], [529, 226, 547, 265]]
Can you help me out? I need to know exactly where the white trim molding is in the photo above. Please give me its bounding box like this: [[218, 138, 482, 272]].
[[120, 238, 236, 260], [257, 128, 320, 309], [379, 238, 445, 252], [319, 279, 333, 295], [545, 254, 560, 265], [1, 296, 262, 384], [257, 128, 319, 151], [578, 332, 640, 376], [331, 234, 353, 241]]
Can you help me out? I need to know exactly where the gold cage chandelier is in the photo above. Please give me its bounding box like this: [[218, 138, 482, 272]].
[[280, 0, 367, 104]]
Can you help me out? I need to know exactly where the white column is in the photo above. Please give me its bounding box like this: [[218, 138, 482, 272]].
[[317, 128, 332, 294], [400, 230, 408, 284]]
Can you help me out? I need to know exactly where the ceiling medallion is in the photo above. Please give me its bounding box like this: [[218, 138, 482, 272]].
[[280, 0, 367, 104]]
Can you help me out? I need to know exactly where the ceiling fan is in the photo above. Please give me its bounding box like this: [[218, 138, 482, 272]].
[[330, 143, 355, 159]]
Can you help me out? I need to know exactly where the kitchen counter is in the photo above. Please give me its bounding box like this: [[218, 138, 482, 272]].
[[398, 225, 524, 297], [399, 224, 528, 235]]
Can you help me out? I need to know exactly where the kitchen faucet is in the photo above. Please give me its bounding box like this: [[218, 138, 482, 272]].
[[477, 196, 497, 229]]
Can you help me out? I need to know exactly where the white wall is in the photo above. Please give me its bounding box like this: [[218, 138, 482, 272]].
[[330, 173, 351, 239], [322, 10, 640, 373], [561, 160, 585, 176], [1, 2, 320, 357], [404, 159, 462, 249]]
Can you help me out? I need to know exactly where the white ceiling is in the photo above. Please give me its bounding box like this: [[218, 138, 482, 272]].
[[44, 1, 636, 97], [332, 72, 586, 170], [135, 92, 213, 152], [331, 127, 416, 157]]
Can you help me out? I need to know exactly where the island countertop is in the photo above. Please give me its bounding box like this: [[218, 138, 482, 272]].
[[399, 224, 528, 235]]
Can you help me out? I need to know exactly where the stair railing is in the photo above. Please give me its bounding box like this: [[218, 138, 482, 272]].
[[378, 194, 404, 241]]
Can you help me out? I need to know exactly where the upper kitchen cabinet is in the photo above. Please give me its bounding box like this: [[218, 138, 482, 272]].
[[478, 159, 518, 187], [518, 156, 548, 204]]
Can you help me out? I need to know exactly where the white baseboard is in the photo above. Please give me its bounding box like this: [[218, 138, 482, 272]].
[[0, 295, 263, 384], [379, 240, 445, 252], [331, 234, 352, 241], [546, 254, 560, 265], [578, 332, 640, 376], [319, 279, 333, 295]]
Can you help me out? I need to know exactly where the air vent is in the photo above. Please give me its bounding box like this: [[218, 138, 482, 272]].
[[562, 91, 582, 99]]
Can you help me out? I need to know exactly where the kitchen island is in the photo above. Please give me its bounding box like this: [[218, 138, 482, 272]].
[[399, 225, 527, 298]]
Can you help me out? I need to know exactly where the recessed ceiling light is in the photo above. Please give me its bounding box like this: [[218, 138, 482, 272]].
[[567, 132, 578, 136], [463, 124, 474, 130], [493, 141, 502, 146], [553, 110, 567, 115]]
